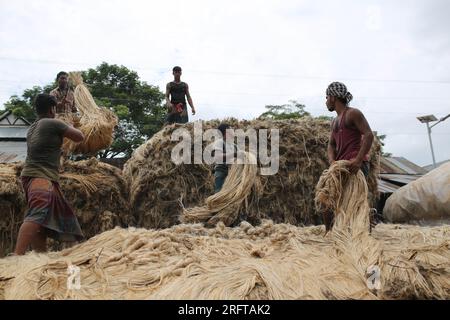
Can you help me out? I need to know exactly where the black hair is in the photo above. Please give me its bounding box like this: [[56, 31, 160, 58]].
[[35, 93, 57, 116], [172, 66, 182, 72], [218, 123, 230, 136], [56, 71, 68, 80]]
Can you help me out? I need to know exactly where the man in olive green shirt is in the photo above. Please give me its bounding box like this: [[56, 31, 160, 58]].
[[15, 93, 85, 255]]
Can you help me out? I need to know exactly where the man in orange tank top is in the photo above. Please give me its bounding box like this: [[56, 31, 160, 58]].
[[323, 82, 375, 231]]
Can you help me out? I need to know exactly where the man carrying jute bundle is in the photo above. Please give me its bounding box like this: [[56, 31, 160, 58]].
[[50, 71, 78, 114], [14, 94, 84, 255], [165, 66, 196, 124], [323, 82, 375, 231], [212, 123, 238, 193]]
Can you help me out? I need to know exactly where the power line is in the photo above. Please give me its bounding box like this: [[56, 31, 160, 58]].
[[1, 84, 450, 104], [381, 133, 450, 136], [1, 56, 450, 84], [0, 91, 448, 115]]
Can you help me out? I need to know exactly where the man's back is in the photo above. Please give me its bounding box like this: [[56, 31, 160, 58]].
[[21, 119, 68, 182], [332, 107, 368, 162]]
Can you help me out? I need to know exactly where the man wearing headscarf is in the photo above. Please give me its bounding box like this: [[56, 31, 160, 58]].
[[323, 82, 374, 231]]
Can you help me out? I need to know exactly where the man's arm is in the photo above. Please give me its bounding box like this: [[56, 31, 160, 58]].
[[185, 83, 196, 115], [71, 98, 77, 113], [165, 83, 172, 110], [64, 126, 84, 143], [348, 108, 374, 173], [328, 120, 337, 165]]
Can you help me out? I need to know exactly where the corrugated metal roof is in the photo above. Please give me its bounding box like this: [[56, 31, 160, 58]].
[[380, 173, 422, 185], [377, 173, 423, 194], [0, 126, 28, 139], [0, 141, 27, 162], [0, 110, 31, 125], [380, 157, 427, 175], [378, 179, 400, 193]]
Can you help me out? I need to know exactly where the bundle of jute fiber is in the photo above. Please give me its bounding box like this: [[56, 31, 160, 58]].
[[59, 72, 118, 155], [55, 112, 81, 157], [0, 159, 132, 256], [123, 118, 381, 229], [124, 125, 215, 229], [0, 219, 447, 300], [314, 160, 449, 299], [315, 160, 371, 233], [180, 151, 261, 227], [0, 163, 25, 257]]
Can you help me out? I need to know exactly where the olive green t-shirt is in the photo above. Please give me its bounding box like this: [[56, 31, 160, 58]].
[[21, 118, 69, 182]]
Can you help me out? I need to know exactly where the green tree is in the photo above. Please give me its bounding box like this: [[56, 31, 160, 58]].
[[1, 62, 166, 159], [81, 63, 166, 158], [258, 100, 391, 156], [258, 100, 310, 120], [376, 134, 392, 157], [3, 85, 53, 123]]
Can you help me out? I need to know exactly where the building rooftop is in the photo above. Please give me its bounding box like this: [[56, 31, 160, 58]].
[[0, 141, 27, 162], [0, 126, 28, 140], [380, 157, 427, 175]]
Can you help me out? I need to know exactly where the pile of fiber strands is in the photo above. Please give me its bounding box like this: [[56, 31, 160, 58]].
[[0, 164, 25, 257], [0, 159, 132, 256], [123, 118, 380, 229], [1, 159, 446, 300], [315, 160, 373, 232], [59, 72, 118, 156], [181, 151, 260, 227], [0, 223, 447, 299]]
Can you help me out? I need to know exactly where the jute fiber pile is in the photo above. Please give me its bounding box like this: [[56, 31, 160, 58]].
[[0, 164, 25, 257], [57, 72, 118, 156], [123, 118, 380, 229], [0, 219, 447, 299], [0, 159, 132, 256], [181, 151, 261, 227], [1, 161, 446, 300]]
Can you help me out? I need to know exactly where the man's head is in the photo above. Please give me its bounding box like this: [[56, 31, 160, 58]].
[[56, 71, 69, 90], [326, 82, 353, 112], [35, 93, 57, 118], [172, 66, 182, 80], [218, 123, 232, 140]]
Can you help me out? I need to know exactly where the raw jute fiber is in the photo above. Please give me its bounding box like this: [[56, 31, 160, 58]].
[[123, 118, 381, 229], [181, 151, 261, 227], [0, 222, 447, 300], [0, 159, 132, 256], [1, 161, 447, 300], [57, 72, 118, 156]]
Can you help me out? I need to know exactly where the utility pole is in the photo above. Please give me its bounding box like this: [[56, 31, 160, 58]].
[[417, 114, 450, 169]]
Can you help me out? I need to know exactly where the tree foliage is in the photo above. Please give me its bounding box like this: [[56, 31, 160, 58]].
[[258, 100, 311, 120], [258, 100, 390, 156], [2, 62, 166, 159]]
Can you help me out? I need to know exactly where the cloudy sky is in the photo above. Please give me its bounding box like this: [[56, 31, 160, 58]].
[[1, 0, 449, 166]]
